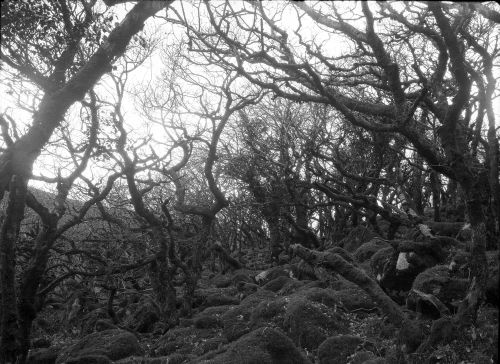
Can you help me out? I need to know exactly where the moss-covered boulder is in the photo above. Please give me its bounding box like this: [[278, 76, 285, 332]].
[[27, 346, 62, 364], [283, 297, 348, 351], [152, 326, 226, 357], [334, 288, 377, 312], [201, 327, 311, 364], [408, 265, 468, 315], [317, 335, 367, 364], [125, 299, 160, 333], [249, 297, 288, 329], [205, 294, 240, 307], [194, 314, 223, 330], [263, 276, 293, 292], [277, 279, 306, 295], [354, 239, 391, 263], [221, 290, 277, 341], [55, 329, 142, 364], [294, 287, 339, 308], [349, 350, 378, 364], [65, 355, 111, 364], [80, 308, 109, 335]]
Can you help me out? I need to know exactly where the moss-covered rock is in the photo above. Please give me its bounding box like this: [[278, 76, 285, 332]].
[[408, 265, 468, 315], [277, 279, 306, 296], [27, 346, 62, 364], [283, 297, 348, 351], [55, 329, 142, 364], [152, 326, 225, 357], [221, 290, 277, 341], [205, 294, 240, 307], [249, 297, 288, 329], [263, 276, 293, 292], [317, 335, 365, 364], [334, 288, 377, 312], [294, 287, 339, 308], [349, 350, 377, 364], [80, 308, 109, 335], [65, 354, 111, 364], [194, 315, 223, 329], [354, 239, 391, 263], [126, 299, 160, 333], [202, 327, 311, 364]]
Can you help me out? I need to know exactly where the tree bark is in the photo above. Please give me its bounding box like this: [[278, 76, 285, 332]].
[[0, 176, 27, 363], [430, 171, 441, 222]]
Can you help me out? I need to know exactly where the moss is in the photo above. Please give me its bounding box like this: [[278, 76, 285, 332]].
[[340, 226, 379, 253], [205, 294, 240, 307], [55, 329, 143, 364], [221, 290, 277, 341], [66, 355, 111, 364], [354, 239, 391, 263], [250, 297, 288, 327], [317, 335, 364, 364], [207, 327, 311, 364], [262, 276, 292, 292], [283, 298, 348, 350], [153, 326, 222, 357], [370, 247, 395, 282], [334, 288, 377, 312], [294, 287, 339, 308], [194, 315, 223, 329], [412, 265, 450, 294]]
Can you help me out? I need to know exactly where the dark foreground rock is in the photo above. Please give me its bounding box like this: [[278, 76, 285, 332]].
[[55, 329, 142, 364], [408, 265, 468, 316], [198, 327, 312, 364], [317, 335, 374, 364], [28, 346, 62, 364]]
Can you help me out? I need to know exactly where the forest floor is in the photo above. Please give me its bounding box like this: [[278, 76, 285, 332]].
[[28, 226, 498, 364]]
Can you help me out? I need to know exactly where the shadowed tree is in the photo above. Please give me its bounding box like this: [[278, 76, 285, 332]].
[[0, 1, 172, 361]]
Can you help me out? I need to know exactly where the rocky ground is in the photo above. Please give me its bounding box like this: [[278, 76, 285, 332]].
[[27, 225, 498, 364]]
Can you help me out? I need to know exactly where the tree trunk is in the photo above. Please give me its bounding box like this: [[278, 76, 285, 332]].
[[17, 231, 56, 364], [0, 176, 27, 363], [266, 215, 282, 263], [455, 192, 489, 324], [430, 171, 441, 222]]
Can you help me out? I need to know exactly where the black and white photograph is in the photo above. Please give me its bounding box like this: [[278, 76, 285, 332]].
[[1, 1, 499, 363]]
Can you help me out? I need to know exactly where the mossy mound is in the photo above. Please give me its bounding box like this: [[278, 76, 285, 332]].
[[55, 329, 143, 364], [317, 335, 366, 364], [409, 265, 468, 314], [283, 297, 349, 351], [262, 275, 293, 292], [152, 326, 226, 357], [354, 239, 392, 263], [221, 290, 277, 341], [199, 327, 311, 364]]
